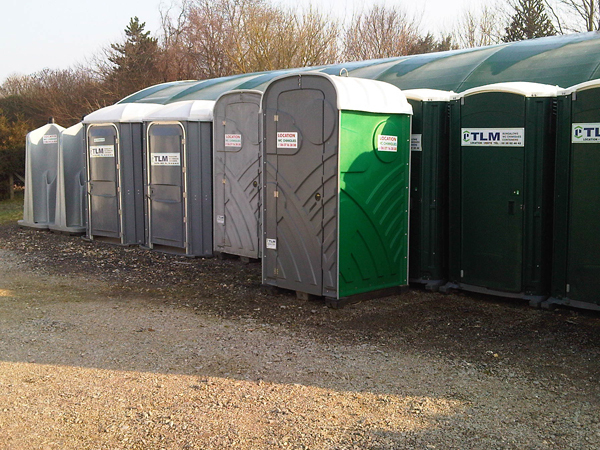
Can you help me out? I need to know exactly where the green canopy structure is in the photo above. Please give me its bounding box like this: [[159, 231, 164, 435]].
[[117, 33, 600, 105]]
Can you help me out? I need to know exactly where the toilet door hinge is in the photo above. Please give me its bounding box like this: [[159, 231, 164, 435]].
[[274, 115, 279, 122]]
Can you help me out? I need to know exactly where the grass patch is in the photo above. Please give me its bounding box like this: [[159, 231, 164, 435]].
[[0, 191, 24, 225]]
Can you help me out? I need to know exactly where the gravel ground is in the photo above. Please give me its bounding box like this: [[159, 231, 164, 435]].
[[0, 223, 599, 449]]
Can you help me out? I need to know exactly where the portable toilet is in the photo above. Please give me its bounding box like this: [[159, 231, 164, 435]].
[[49, 123, 86, 234], [213, 90, 262, 260], [18, 120, 64, 230], [261, 73, 413, 305], [83, 103, 162, 245], [143, 100, 215, 257], [443, 82, 559, 303], [404, 89, 453, 291], [548, 80, 600, 311]]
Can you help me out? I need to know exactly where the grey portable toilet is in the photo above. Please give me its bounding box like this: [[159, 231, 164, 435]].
[[213, 90, 262, 260], [262, 73, 413, 304], [143, 100, 215, 257], [403, 89, 453, 291], [443, 82, 559, 302], [548, 79, 600, 311], [18, 120, 65, 230], [49, 123, 86, 234], [83, 103, 162, 245]]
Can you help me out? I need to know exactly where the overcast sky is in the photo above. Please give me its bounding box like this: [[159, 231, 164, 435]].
[[0, 0, 491, 84]]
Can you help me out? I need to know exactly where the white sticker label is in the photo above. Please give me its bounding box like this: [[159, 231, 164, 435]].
[[572, 123, 600, 143], [151, 153, 181, 166], [411, 134, 422, 151], [378, 135, 398, 152], [43, 135, 58, 144], [461, 128, 525, 147], [90, 145, 115, 157], [216, 215, 225, 224], [225, 134, 242, 147], [93, 137, 106, 143], [277, 132, 298, 149], [266, 238, 277, 250]]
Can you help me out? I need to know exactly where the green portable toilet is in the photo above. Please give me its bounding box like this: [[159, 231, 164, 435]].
[[442, 82, 559, 303], [261, 73, 413, 305], [404, 89, 453, 291], [548, 80, 600, 311]]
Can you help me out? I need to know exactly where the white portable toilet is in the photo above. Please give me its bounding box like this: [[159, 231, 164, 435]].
[[50, 123, 86, 234], [143, 100, 215, 256], [18, 119, 65, 230], [83, 103, 163, 245]]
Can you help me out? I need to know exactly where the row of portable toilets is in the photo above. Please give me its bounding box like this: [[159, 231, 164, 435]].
[[18, 73, 600, 311]]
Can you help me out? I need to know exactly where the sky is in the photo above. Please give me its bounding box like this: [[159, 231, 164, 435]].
[[0, 0, 489, 84]]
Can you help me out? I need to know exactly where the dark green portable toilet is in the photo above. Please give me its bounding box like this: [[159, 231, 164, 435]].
[[404, 89, 453, 291], [442, 82, 559, 303], [547, 80, 600, 311], [213, 90, 262, 260], [261, 73, 413, 305], [143, 100, 215, 257]]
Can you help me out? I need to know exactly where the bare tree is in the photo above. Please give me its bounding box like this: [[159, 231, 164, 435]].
[[293, 7, 341, 67], [158, 0, 341, 77], [453, 4, 506, 48], [549, 0, 600, 31], [158, 0, 200, 81], [342, 5, 423, 60]]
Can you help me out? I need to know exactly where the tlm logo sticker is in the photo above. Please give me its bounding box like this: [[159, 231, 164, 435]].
[[150, 153, 181, 166], [461, 128, 524, 147], [572, 123, 600, 143], [462, 130, 501, 143]]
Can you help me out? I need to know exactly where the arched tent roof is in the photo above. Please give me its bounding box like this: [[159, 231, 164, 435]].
[[372, 45, 508, 92], [118, 32, 600, 104], [166, 73, 262, 102], [118, 80, 200, 104], [455, 32, 600, 90]]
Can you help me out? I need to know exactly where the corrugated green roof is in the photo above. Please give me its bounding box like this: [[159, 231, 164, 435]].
[[118, 80, 200, 104], [456, 33, 600, 90], [119, 32, 600, 104]]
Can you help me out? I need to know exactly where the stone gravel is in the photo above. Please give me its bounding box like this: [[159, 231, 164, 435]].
[[0, 224, 599, 449]]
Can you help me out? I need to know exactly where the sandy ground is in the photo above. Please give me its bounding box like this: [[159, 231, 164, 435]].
[[0, 224, 599, 449]]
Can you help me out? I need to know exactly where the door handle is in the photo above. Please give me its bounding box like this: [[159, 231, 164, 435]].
[[508, 200, 515, 215]]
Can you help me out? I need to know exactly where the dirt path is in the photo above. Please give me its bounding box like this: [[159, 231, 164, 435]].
[[0, 226, 599, 449]]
